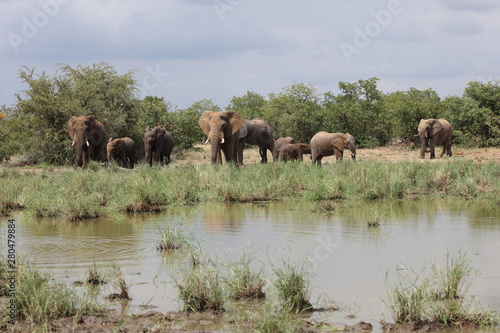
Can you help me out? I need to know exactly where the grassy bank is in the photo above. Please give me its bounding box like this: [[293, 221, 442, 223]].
[[1, 159, 499, 220]]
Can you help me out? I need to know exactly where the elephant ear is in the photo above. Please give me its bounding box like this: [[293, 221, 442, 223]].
[[155, 127, 166, 139], [239, 122, 248, 139], [429, 119, 443, 137], [68, 116, 78, 138], [198, 110, 213, 137], [331, 134, 346, 151], [114, 139, 125, 151], [226, 110, 244, 136]]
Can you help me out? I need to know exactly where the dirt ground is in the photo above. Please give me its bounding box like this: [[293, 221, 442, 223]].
[[3, 145, 499, 172]]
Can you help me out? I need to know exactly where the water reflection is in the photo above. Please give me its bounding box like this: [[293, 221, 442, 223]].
[[2, 200, 500, 331]]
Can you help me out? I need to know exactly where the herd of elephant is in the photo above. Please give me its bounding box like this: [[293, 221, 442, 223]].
[[67, 113, 453, 168]]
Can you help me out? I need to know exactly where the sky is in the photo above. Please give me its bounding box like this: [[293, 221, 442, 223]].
[[1, 0, 500, 110]]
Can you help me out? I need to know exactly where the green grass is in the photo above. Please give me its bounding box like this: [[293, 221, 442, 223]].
[[272, 261, 312, 313], [1, 160, 500, 220], [224, 248, 265, 300], [0, 254, 105, 325], [156, 219, 197, 251], [384, 250, 500, 329], [173, 257, 226, 312]]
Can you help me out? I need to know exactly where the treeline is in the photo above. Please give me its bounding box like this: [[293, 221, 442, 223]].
[[1, 62, 499, 164]]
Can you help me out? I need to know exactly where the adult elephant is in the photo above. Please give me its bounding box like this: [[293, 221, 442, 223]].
[[67, 115, 106, 167], [417, 118, 452, 159], [277, 142, 310, 162], [237, 118, 274, 164], [198, 110, 244, 164], [107, 137, 136, 169], [310, 132, 356, 165], [273, 137, 296, 161], [144, 126, 174, 166]]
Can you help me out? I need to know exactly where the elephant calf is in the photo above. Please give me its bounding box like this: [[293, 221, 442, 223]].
[[144, 126, 174, 166], [107, 137, 136, 168], [277, 142, 310, 162], [273, 137, 297, 161]]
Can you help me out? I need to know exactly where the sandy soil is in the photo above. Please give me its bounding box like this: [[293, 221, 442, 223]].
[[3, 145, 498, 173]]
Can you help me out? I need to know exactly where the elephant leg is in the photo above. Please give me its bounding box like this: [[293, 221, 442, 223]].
[[429, 140, 436, 159], [120, 151, 127, 168], [334, 149, 343, 161], [258, 146, 267, 164], [237, 140, 245, 165]]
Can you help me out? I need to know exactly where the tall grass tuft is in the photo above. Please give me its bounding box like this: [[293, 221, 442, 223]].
[[173, 257, 225, 312], [384, 265, 430, 324], [384, 251, 500, 328], [1, 255, 105, 324], [156, 219, 197, 251], [225, 249, 265, 300], [272, 261, 312, 313]]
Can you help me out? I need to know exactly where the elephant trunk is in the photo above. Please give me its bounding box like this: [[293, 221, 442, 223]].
[[210, 129, 223, 164], [107, 149, 113, 163], [145, 146, 153, 166], [75, 134, 88, 167]]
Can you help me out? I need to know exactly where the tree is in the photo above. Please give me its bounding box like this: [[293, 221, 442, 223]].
[[261, 82, 321, 143], [226, 91, 267, 119], [441, 95, 498, 147], [7, 63, 139, 163], [323, 78, 388, 148], [382, 87, 441, 141]]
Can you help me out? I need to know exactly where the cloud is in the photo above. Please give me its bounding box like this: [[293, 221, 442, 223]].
[[439, 0, 500, 12], [439, 14, 484, 35]]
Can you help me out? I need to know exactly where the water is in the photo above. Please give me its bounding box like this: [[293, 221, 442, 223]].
[[4, 200, 500, 331]]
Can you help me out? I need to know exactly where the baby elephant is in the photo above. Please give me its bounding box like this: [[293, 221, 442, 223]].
[[278, 143, 310, 162], [107, 137, 136, 168]]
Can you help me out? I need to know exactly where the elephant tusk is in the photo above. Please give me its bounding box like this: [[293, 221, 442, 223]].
[[220, 138, 225, 144], [86, 140, 90, 146], [71, 140, 75, 147], [204, 138, 210, 145]]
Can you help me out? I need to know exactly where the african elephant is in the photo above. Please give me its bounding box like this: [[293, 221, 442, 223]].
[[417, 118, 452, 159], [310, 132, 356, 165], [107, 137, 136, 169], [198, 110, 244, 164], [277, 143, 310, 162], [237, 118, 275, 164], [67, 115, 106, 167], [144, 126, 174, 166], [273, 137, 296, 161]]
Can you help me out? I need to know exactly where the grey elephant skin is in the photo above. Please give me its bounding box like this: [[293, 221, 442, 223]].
[[273, 137, 296, 161], [238, 118, 275, 164], [277, 142, 310, 162], [67, 115, 106, 167], [143, 126, 174, 166], [107, 137, 136, 169], [417, 118, 452, 159], [198, 110, 244, 164], [310, 132, 356, 165]]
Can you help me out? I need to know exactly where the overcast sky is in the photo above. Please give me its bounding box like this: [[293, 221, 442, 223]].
[[1, 0, 499, 110]]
